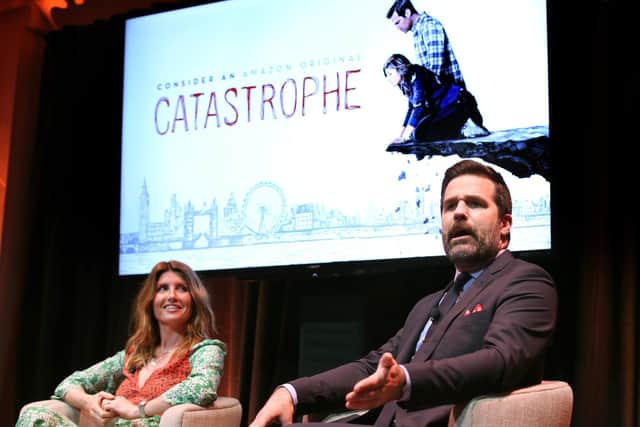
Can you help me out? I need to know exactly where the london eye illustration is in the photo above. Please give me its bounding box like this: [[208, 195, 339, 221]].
[[242, 182, 287, 236]]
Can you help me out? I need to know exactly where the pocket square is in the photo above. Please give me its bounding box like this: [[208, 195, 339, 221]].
[[472, 303, 484, 313], [464, 303, 484, 317]]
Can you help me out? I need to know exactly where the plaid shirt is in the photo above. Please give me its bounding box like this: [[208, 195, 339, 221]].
[[412, 12, 465, 88]]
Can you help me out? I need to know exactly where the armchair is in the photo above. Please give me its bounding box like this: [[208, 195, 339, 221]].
[[448, 380, 573, 427], [302, 381, 573, 427]]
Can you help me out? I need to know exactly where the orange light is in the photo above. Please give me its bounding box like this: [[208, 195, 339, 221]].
[[33, 0, 79, 28]]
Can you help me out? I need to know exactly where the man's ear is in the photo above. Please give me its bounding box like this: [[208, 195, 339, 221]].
[[499, 213, 513, 246], [404, 8, 412, 18]]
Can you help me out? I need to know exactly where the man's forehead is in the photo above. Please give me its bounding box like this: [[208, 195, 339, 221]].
[[443, 175, 495, 197]]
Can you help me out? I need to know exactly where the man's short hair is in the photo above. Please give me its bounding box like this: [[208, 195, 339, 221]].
[[386, 0, 418, 19], [440, 159, 512, 218]]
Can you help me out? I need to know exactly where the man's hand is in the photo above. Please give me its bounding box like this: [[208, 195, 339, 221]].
[[345, 352, 405, 410], [249, 386, 295, 427]]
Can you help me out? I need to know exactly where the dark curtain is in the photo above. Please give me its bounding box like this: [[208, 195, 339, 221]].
[[11, 1, 640, 427], [16, 17, 133, 403], [555, 0, 639, 426]]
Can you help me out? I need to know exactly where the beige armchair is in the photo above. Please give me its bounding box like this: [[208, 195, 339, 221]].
[[303, 381, 573, 427], [448, 381, 573, 427], [159, 396, 243, 427]]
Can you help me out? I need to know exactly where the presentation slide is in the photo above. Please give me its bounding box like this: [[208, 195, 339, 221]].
[[119, 0, 550, 275]]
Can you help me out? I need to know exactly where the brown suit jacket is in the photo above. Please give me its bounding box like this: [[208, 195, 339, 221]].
[[290, 251, 557, 427]]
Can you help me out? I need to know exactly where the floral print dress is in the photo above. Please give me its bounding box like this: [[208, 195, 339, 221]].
[[16, 339, 225, 427]]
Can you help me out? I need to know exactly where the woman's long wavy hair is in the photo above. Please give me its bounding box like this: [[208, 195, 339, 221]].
[[383, 53, 415, 97], [124, 260, 217, 372]]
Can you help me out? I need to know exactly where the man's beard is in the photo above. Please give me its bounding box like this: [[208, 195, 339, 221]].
[[443, 233, 498, 269]]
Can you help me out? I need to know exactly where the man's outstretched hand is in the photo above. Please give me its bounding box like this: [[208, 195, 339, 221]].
[[345, 352, 405, 410], [249, 386, 295, 427]]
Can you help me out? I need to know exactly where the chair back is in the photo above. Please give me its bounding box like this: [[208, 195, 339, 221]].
[[448, 380, 573, 427]]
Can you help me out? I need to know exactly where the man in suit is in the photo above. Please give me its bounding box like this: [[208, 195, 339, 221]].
[[249, 159, 557, 427]]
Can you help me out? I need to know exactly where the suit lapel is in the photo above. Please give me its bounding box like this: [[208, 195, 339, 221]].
[[414, 251, 513, 361], [397, 290, 446, 363]]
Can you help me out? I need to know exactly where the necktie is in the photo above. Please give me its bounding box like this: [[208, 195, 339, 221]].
[[415, 272, 472, 352], [436, 272, 471, 319]]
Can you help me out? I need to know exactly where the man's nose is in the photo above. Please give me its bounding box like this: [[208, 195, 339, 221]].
[[454, 201, 468, 215]]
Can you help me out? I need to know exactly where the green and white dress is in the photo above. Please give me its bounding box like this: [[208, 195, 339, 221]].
[[16, 339, 226, 427]]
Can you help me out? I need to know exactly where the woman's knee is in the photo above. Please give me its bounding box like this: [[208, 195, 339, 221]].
[[20, 400, 55, 416], [19, 399, 79, 423]]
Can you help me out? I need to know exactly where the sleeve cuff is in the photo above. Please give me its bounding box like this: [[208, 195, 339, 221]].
[[399, 365, 411, 401], [280, 383, 298, 406]]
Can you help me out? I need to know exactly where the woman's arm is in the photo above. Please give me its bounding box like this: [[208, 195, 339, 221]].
[[101, 394, 168, 419], [51, 351, 125, 423], [395, 102, 415, 142], [54, 351, 126, 401], [406, 68, 436, 130], [161, 339, 226, 408], [401, 125, 415, 139]]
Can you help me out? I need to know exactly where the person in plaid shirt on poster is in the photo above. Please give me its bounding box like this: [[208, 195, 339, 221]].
[[387, 0, 466, 89]]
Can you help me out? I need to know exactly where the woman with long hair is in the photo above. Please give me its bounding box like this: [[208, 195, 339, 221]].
[[383, 53, 488, 143], [16, 260, 225, 427]]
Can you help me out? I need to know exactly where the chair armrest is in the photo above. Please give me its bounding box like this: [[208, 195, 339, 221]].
[[448, 380, 573, 427], [160, 396, 242, 427]]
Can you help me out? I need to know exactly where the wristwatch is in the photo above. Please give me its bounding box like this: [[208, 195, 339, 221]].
[[138, 400, 147, 418]]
